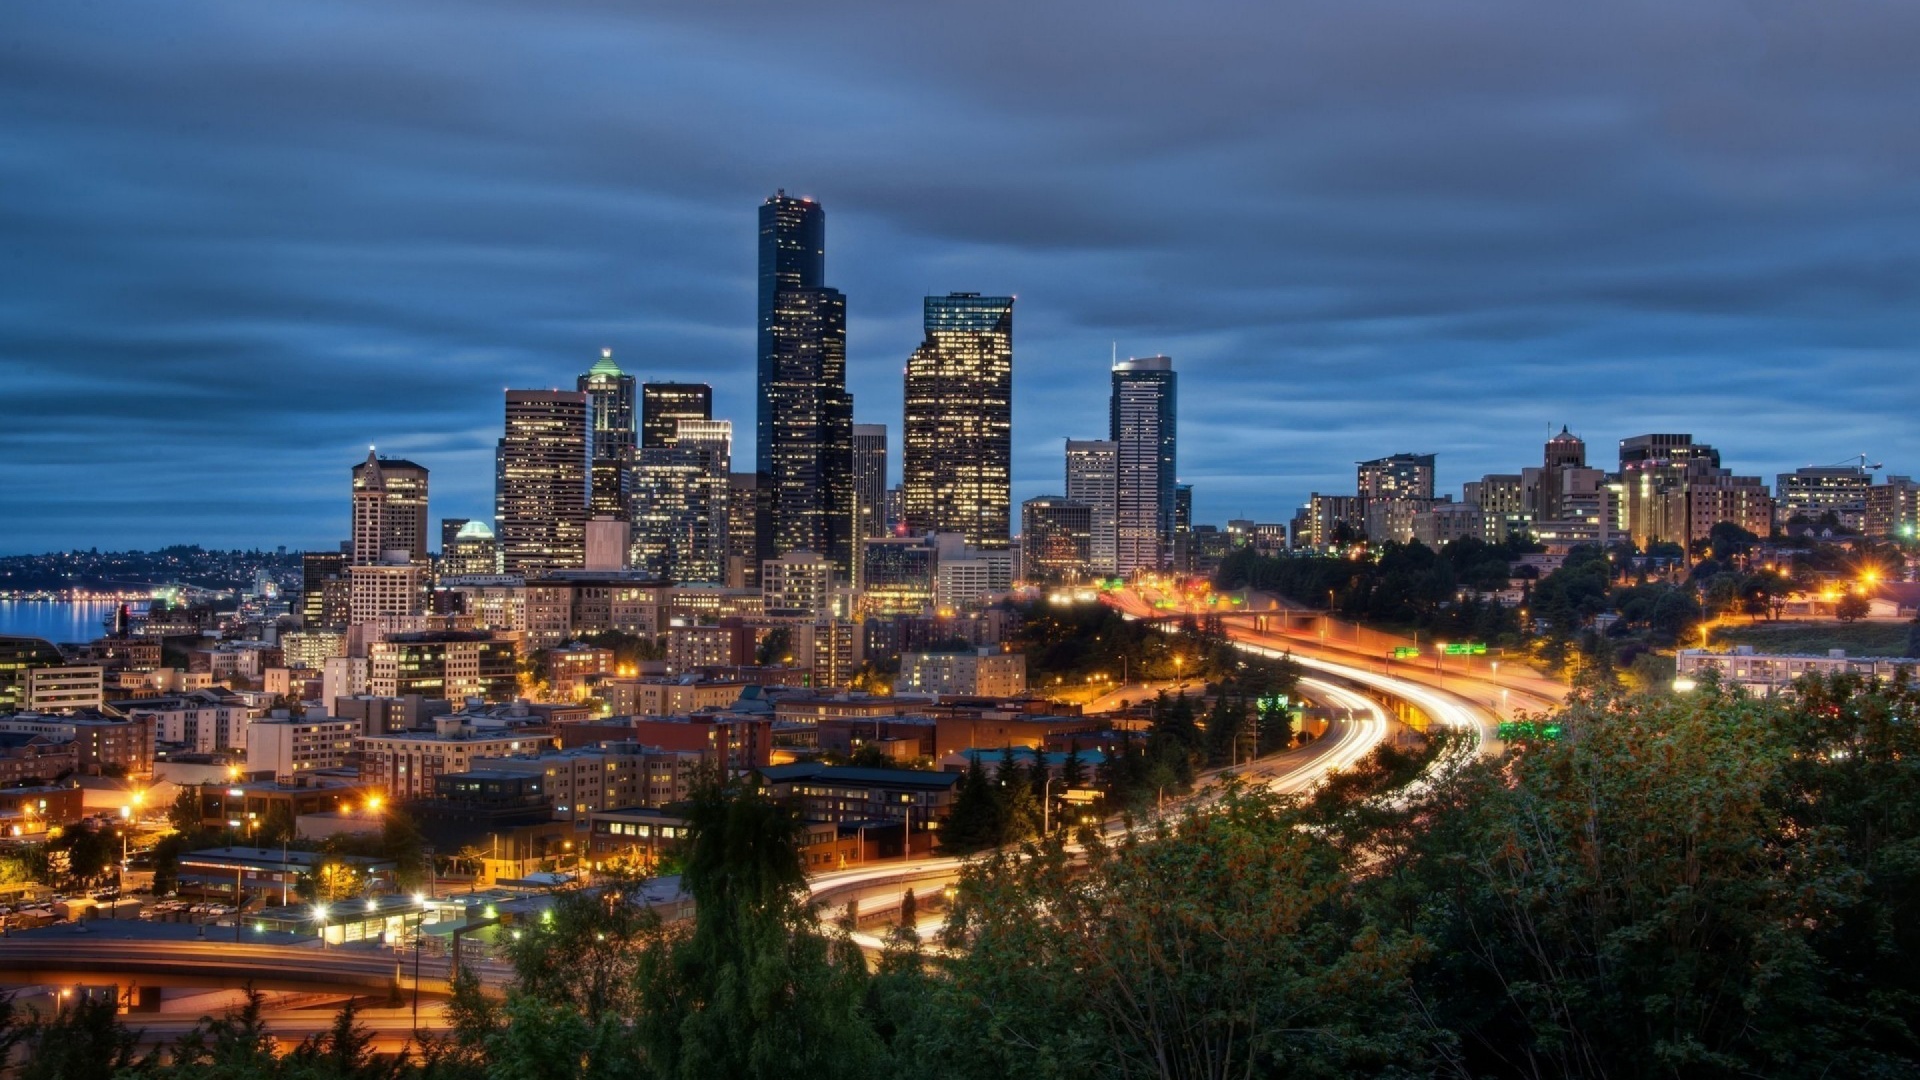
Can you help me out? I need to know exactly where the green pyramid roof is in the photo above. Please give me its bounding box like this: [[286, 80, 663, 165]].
[[587, 347, 624, 378]]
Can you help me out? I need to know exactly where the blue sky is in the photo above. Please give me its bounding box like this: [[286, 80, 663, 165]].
[[3, 1, 1918, 552]]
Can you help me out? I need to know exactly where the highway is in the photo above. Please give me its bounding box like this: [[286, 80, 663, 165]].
[[808, 663, 1398, 924]]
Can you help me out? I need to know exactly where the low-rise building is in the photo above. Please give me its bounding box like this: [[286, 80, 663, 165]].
[[600, 678, 746, 717], [357, 716, 557, 799], [898, 648, 1027, 698], [558, 715, 772, 771], [178, 846, 397, 903], [0, 733, 79, 787], [470, 742, 702, 821], [122, 689, 256, 754], [367, 631, 520, 702], [755, 762, 960, 855], [24, 665, 105, 713], [1676, 647, 1918, 694], [246, 713, 361, 782], [0, 711, 155, 777]]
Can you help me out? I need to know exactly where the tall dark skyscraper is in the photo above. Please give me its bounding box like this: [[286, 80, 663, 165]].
[[640, 382, 713, 451], [579, 349, 636, 518], [902, 293, 1014, 549], [756, 191, 854, 575], [497, 389, 591, 574], [852, 424, 889, 541], [1111, 355, 1177, 576]]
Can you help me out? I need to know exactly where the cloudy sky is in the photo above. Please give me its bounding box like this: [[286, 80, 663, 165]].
[[4, 1, 1918, 552]]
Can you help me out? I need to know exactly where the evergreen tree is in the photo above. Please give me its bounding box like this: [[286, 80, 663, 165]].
[[944, 755, 999, 852], [1061, 740, 1087, 790]]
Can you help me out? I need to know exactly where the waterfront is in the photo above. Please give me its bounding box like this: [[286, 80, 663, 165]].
[[0, 600, 123, 643]]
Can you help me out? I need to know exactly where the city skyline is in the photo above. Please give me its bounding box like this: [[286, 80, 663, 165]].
[[6, 3, 1920, 551]]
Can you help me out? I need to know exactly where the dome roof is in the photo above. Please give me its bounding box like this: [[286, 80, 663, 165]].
[[454, 520, 496, 541]]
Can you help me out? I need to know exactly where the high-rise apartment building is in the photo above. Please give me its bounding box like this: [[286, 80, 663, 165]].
[[1356, 453, 1436, 503], [852, 424, 889, 541], [350, 452, 429, 564], [498, 390, 591, 575], [1065, 439, 1119, 576], [579, 350, 637, 518], [902, 293, 1014, 549], [640, 382, 712, 451], [756, 191, 854, 576], [1110, 356, 1177, 576], [1617, 435, 1771, 549], [761, 550, 837, 617], [1775, 465, 1873, 528], [1865, 476, 1920, 541]]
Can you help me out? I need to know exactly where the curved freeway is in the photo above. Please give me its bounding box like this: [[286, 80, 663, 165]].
[[807, 667, 1397, 922]]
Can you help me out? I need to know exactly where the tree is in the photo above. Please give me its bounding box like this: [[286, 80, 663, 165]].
[[942, 755, 999, 853], [1835, 591, 1871, 622], [1059, 740, 1087, 791], [637, 779, 880, 1080], [14, 995, 149, 1079], [932, 796, 1428, 1079], [754, 626, 793, 666]]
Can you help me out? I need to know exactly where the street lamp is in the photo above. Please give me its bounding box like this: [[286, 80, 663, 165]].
[[314, 903, 330, 949], [1041, 775, 1057, 836]]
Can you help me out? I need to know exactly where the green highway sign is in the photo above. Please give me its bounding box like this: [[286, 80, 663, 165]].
[[1443, 642, 1488, 656], [1391, 646, 1421, 658]]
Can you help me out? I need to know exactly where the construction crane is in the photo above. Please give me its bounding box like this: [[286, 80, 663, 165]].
[[1819, 453, 1883, 471]]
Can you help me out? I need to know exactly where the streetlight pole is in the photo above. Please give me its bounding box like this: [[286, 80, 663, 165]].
[[411, 893, 426, 1032], [1041, 775, 1056, 835]]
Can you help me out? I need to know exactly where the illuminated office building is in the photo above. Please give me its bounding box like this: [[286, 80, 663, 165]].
[[756, 191, 854, 576], [902, 293, 1013, 549], [1020, 497, 1093, 584], [632, 419, 732, 583], [641, 382, 712, 451], [853, 424, 889, 542], [579, 349, 637, 518], [497, 389, 591, 574], [351, 451, 429, 564], [1065, 439, 1118, 576], [1111, 356, 1177, 576]]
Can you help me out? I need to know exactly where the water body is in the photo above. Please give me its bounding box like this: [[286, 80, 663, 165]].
[[0, 600, 122, 644]]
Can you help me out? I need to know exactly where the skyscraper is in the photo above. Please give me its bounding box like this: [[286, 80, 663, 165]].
[[633, 418, 732, 583], [1065, 439, 1119, 576], [640, 382, 713, 451], [902, 293, 1014, 549], [579, 349, 636, 518], [497, 390, 591, 575], [350, 451, 429, 565], [1111, 356, 1177, 576], [852, 424, 889, 541], [756, 191, 854, 575]]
